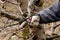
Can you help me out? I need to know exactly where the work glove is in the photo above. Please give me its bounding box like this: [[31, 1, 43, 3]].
[[30, 15, 40, 26]]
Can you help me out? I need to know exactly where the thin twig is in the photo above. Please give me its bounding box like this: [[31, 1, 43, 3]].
[[17, 5, 24, 15], [0, 8, 23, 22], [0, 22, 19, 31], [47, 35, 60, 39], [27, 0, 31, 17], [6, 0, 24, 15], [4, 19, 9, 28], [3, 33, 13, 40], [3, 0, 20, 5]]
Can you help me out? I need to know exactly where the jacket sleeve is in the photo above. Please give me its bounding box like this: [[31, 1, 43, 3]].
[[37, 0, 60, 23]]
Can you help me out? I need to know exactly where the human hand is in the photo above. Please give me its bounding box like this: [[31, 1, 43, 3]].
[[30, 15, 40, 26]]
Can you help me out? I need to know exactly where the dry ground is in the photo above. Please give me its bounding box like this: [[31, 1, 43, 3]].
[[0, 0, 60, 40]]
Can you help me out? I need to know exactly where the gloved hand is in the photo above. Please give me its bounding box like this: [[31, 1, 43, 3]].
[[30, 15, 40, 26]]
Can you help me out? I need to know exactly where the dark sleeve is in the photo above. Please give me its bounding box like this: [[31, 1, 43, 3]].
[[37, 0, 60, 23]]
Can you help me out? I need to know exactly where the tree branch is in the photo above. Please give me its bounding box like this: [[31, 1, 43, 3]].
[[0, 9, 23, 22]]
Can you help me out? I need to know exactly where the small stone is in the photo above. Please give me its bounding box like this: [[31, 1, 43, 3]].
[[10, 35, 19, 40]]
